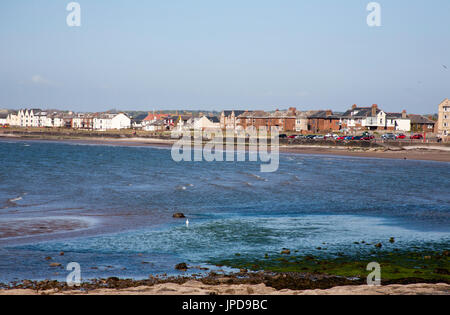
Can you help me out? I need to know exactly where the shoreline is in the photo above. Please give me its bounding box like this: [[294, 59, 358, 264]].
[[1, 133, 450, 163], [2, 282, 449, 295], [1, 271, 448, 295]]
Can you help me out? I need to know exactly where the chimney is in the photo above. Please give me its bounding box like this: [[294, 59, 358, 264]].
[[352, 104, 357, 110], [402, 110, 407, 119], [326, 110, 332, 116], [371, 104, 378, 117]]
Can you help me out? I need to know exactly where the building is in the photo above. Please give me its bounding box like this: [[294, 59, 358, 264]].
[[307, 110, 342, 133], [72, 113, 94, 129], [295, 111, 311, 133], [236, 108, 297, 132], [341, 104, 385, 131], [174, 115, 195, 131], [409, 115, 436, 133], [220, 110, 246, 130], [130, 113, 149, 129], [385, 111, 411, 132], [0, 113, 8, 126], [193, 116, 221, 131], [269, 108, 297, 132], [93, 113, 131, 130], [438, 98, 450, 139], [6, 111, 19, 126], [143, 120, 166, 132], [341, 104, 410, 132]]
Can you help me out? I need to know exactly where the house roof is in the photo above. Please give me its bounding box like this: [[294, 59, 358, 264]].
[[408, 115, 435, 124], [208, 116, 220, 123], [386, 113, 404, 119], [270, 110, 296, 118], [342, 107, 380, 118], [238, 111, 269, 118], [223, 110, 246, 117], [132, 113, 148, 123], [308, 111, 342, 119]]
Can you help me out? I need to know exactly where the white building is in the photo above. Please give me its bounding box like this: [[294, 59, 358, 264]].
[[93, 113, 131, 131], [6, 112, 19, 126], [193, 116, 221, 131]]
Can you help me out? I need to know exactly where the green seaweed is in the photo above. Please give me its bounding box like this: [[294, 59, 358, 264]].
[[209, 249, 450, 282]]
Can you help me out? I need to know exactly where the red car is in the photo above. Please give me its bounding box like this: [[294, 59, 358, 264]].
[[362, 136, 375, 141], [396, 134, 406, 139], [288, 135, 297, 139], [336, 136, 346, 141], [410, 134, 424, 140]]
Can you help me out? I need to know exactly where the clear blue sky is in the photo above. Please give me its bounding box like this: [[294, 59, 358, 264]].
[[1, 0, 449, 113]]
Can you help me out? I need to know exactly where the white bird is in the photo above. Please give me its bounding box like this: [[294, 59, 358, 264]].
[[186, 219, 189, 228]]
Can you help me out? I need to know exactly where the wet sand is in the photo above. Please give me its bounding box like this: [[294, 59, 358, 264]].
[[0, 218, 91, 239], [281, 145, 450, 162], [2, 135, 449, 163], [1, 282, 448, 295]]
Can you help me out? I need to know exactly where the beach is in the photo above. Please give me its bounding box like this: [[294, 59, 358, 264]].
[[1, 282, 449, 295], [1, 133, 450, 162]]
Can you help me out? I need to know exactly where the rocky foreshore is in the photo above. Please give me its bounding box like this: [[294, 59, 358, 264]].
[[1, 269, 449, 295]]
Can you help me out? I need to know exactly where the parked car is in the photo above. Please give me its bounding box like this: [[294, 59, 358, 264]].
[[306, 135, 316, 139], [295, 135, 306, 139], [336, 136, 346, 141], [382, 133, 396, 140], [288, 135, 297, 139], [396, 134, 406, 139], [344, 136, 355, 140], [353, 136, 363, 140], [314, 135, 325, 140], [410, 134, 423, 140], [279, 134, 288, 139], [361, 135, 374, 141]]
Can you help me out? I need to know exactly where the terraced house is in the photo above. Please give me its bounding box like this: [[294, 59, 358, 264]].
[[307, 110, 342, 133], [233, 108, 297, 132]]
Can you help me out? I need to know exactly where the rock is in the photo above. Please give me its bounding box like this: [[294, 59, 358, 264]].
[[434, 268, 449, 275], [49, 263, 61, 267], [443, 250, 449, 257], [281, 249, 291, 255], [175, 263, 188, 270], [240, 269, 248, 273], [375, 243, 382, 248], [45, 257, 52, 261], [173, 213, 186, 219], [389, 237, 395, 243], [59, 252, 64, 256]]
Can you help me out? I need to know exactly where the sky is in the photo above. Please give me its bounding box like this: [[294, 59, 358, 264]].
[[0, 0, 449, 114]]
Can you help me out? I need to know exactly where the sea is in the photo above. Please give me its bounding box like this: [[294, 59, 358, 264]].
[[0, 139, 448, 283]]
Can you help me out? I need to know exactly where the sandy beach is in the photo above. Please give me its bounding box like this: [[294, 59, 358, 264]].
[[1, 133, 449, 162], [1, 282, 448, 295]]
